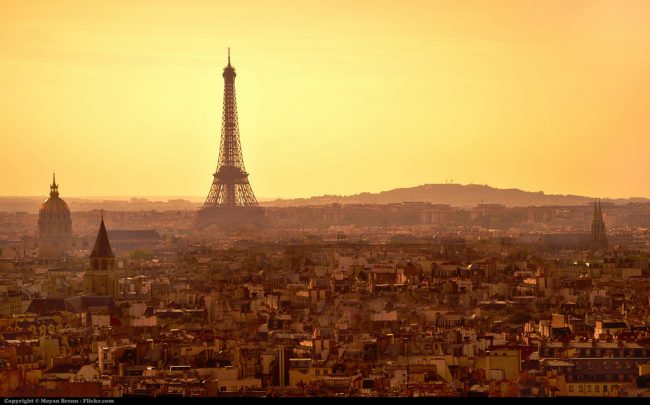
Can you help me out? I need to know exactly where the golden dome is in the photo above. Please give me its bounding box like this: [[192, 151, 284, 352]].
[[39, 195, 71, 220], [39, 173, 71, 221]]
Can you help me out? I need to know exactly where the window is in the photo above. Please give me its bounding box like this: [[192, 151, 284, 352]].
[[595, 385, 600, 393], [578, 385, 583, 393], [586, 385, 591, 392], [569, 385, 574, 393]]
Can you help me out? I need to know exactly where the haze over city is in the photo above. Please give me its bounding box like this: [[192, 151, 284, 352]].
[[2, 0, 649, 199]]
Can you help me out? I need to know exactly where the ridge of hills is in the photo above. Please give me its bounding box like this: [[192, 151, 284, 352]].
[[263, 183, 650, 208]]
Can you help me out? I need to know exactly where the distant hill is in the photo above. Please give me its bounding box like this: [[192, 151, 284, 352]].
[[262, 184, 650, 208]]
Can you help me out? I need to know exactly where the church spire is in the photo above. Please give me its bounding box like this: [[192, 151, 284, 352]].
[[591, 198, 607, 252], [598, 199, 603, 217], [85, 211, 118, 298], [90, 214, 114, 258]]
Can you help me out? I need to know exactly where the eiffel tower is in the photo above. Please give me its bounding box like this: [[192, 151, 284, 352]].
[[196, 49, 265, 228]]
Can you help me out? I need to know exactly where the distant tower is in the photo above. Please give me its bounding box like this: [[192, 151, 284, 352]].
[[590, 199, 608, 252], [38, 172, 73, 257], [196, 49, 265, 228], [83, 214, 118, 298]]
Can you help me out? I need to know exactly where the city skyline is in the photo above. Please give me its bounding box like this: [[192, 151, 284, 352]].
[[2, 2, 650, 398], [4, 179, 650, 203], [1, 0, 649, 199]]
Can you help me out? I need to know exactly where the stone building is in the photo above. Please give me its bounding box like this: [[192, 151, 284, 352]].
[[37, 173, 72, 257], [83, 215, 119, 299]]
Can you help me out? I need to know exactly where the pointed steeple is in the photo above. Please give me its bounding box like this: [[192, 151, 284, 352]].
[[90, 213, 114, 258], [50, 171, 59, 197], [598, 199, 603, 217], [591, 198, 607, 252]]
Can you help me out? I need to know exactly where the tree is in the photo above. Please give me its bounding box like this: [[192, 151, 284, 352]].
[[130, 249, 153, 260]]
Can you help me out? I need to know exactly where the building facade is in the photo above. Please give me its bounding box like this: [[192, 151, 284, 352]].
[[37, 173, 72, 257]]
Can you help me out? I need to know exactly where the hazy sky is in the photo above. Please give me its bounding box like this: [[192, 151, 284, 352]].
[[1, 0, 649, 200]]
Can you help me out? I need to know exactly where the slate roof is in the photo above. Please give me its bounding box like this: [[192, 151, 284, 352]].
[[27, 295, 118, 315], [26, 298, 75, 314], [90, 217, 114, 258], [67, 295, 118, 314]]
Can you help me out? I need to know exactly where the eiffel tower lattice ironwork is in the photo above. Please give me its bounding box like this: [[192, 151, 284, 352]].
[[197, 49, 265, 227]]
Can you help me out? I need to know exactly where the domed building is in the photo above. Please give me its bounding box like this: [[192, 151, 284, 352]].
[[38, 173, 72, 258]]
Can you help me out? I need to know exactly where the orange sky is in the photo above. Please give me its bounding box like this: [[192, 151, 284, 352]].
[[1, 0, 649, 200]]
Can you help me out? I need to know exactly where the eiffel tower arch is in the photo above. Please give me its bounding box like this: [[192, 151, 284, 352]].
[[196, 50, 266, 229]]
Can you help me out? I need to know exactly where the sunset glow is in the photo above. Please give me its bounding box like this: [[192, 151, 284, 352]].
[[1, 0, 649, 199]]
